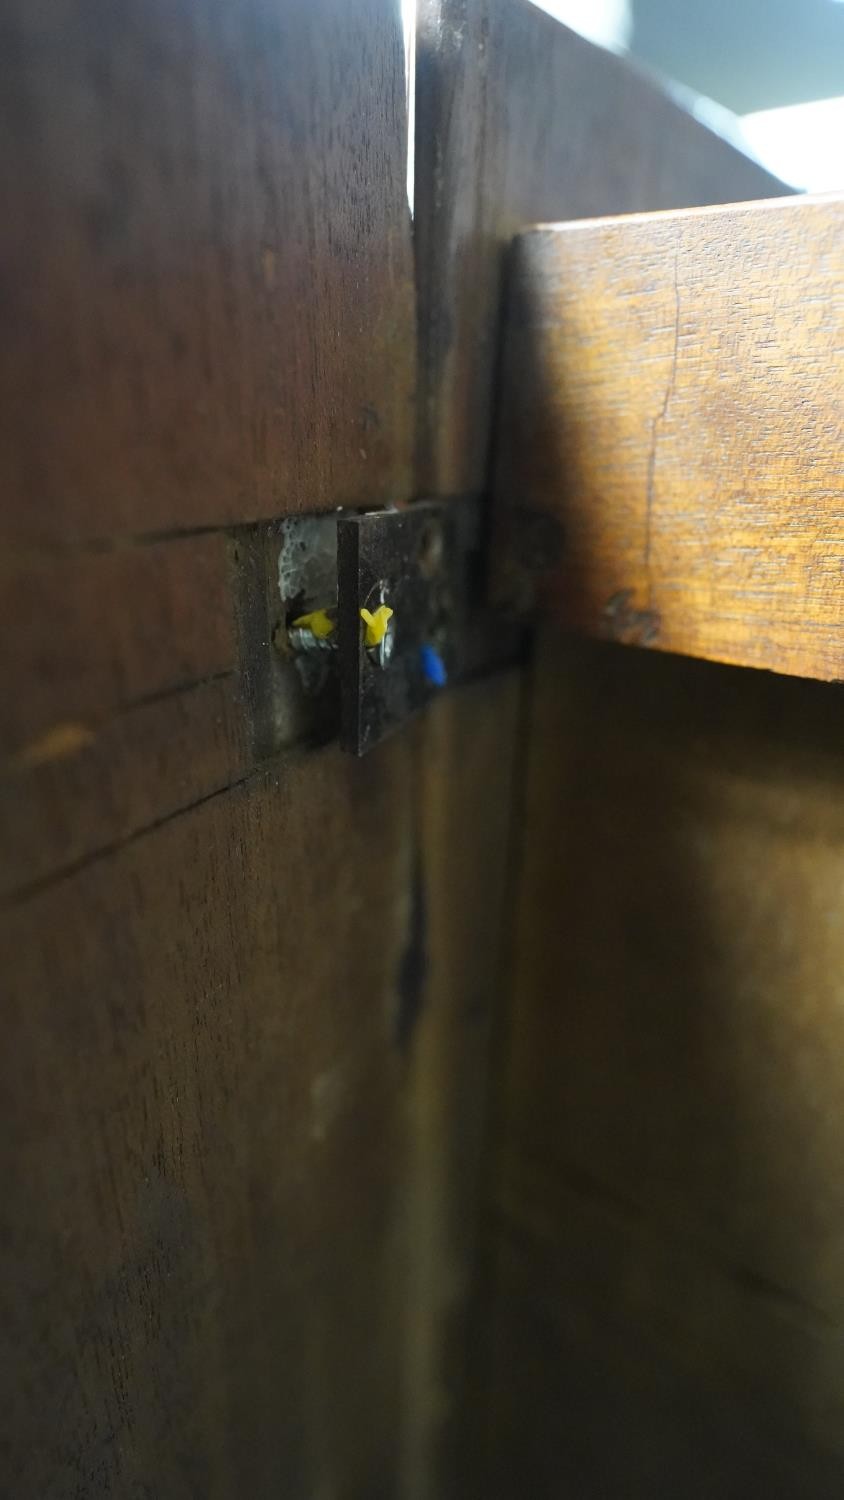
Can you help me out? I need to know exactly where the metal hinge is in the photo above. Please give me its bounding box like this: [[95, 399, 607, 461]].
[[233, 498, 524, 758]]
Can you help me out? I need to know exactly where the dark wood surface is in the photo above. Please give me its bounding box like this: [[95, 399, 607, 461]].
[[399, 675, 521, 1500], [415, 4, 844, 1497], [5, 1, 841, 1495], [0, 3, 523, 1496], [1, 534, 235, 761], [0, 0, 414, 545], [2, 687, 521, 1497], [414, 0, 784, 499], [3, 745, 415, 1497], [1, 533, 240, 898], [494, 194, 844, 681], [483, 641, 844, 1498]]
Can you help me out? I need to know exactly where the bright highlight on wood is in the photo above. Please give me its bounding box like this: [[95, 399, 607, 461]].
[[493, 193, 844, 682]]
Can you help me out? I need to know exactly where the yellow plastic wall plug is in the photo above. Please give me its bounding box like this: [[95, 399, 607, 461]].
[[291, 609, 336, 639], [360, 605, 394, 647]]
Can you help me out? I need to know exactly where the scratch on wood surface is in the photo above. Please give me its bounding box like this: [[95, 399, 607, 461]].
[[5, 769, 253, 907], [644, 228, 681, 590]]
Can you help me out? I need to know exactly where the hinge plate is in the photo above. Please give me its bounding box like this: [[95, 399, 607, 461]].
[[337, 499, 524, 753], [235, 498, 525, 760]]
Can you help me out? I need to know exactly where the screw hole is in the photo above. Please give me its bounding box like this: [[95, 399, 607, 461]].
[[417, 521, 443, 579]]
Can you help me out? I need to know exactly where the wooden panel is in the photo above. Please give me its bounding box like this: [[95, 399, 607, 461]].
[[478, 638, 844, 1496], [0, 530, 244, 901], [494, 194, 844, 682], [507, 640, 844, 1322], [0, 5, 528, 1494], [0, 1, 509, 1495], [413, 7, 844, 1497], [400, 673, 522, 1500], [1, 745, 415, 1497], [0, 0, 414, 544], [0, 534, 235, 761], [2, 676, 246, 899], [481, 1178, 844, 1500], [0, 670, 523, 1496], [414, 0, 784, 497]]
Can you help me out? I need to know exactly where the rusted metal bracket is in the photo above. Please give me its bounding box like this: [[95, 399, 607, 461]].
[[337, 500, 523, 753], [235, 497, 524, 759]]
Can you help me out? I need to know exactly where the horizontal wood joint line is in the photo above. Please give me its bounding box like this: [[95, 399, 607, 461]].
[[4, 769, 254, 909]]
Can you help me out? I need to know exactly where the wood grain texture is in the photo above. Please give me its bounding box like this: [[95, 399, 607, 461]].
[[1, 744, 416, 1497], [476, 639, 844, 1497], [494, 194, 844, 682], [0, 4, 526, 1494], [482, 1169, 844, 1500], [414, 7, 844, 1497], [0, 1, 451, 1494], [414, 0, 785, 498], [1, 676, 246, 899], [400, 674, 522, 1500], [0, 0, 414, 544], [0, 534, 235, 761], [0, 673, 523, 1497]]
